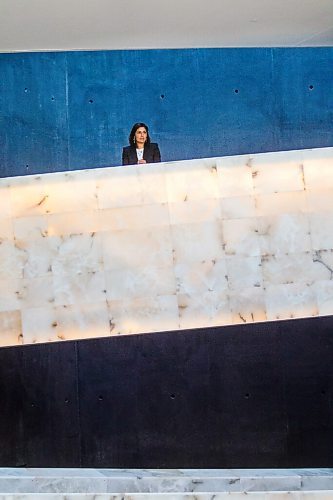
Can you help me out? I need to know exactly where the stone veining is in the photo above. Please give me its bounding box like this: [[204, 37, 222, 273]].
[[0, 147, 332, 346]]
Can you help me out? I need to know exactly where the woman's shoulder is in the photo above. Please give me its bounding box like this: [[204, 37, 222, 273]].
[[123, 145, 132, 151], [149, 142, 159, 149]]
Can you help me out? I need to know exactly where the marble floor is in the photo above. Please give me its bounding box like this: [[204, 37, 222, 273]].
[[0, 468, 332, 498], [1, 494, 333, 500]]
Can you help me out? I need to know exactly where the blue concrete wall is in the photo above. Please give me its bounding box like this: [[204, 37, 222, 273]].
[[0, 48, 332, 177]]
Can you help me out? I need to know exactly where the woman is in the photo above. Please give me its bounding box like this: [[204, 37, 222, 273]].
[[122, 122, 161, 165]]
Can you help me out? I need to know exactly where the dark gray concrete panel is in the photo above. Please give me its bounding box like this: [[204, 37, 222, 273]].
[[0, 316, 333, 467]]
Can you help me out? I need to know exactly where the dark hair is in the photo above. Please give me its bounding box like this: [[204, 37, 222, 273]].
[[128, 122, 151, 146]]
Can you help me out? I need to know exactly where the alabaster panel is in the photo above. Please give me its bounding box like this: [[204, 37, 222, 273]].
[[177, 291, 232, 329], [303, 147, 333, 190], [309, 212, 333, 250], [9, 175, 48, 217], [102, 227, 173, 271], [306, 189, 333, 213], [107, 295, 179, 335], [19, 276, 55, 309], [164, 159, 219, 203], [8, 167, 97, 216], [98, 203, 169, 232], [50, 233, 103, 276], [174, 259, 228, 295], [0, 311, 22, 346], [312, 250, 333, 279], [47, 210, 101, 237], [13, 215, 48, 241], [222, 218, 261, 257], [0, 278, 22, 312], [1, 147, 333, 346], [21, 302, 110, 344], [105, 266, 176, 301], [251, 150, 305, 195], [220, 195, 256, 220], [171, 221, 224, 265], [96, 165, 143, 209], [52, 302, 110, 341], [216, 156, 253, 198], [255, 191, 307, 217], [0, 240, 27, 280], [0, 218, 14, 240], [261, 252, 329, 286], [0, 184, 11, 218], [229, 286, 267, 324], [258, 214, 312, 256], [53, 271, 107, 307], [19, 238, 55, 279], [43, 170, 98, 214], [137, 163, 168, 204], [226, 256, 262, 290], [265, 283, 318, 320], [21, 305, 60, 343], [169, 198, 221, 225], [313, 280, 333, 316]]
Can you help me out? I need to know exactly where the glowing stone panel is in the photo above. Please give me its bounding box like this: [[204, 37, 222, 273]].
[[0, 147, 332, 346]]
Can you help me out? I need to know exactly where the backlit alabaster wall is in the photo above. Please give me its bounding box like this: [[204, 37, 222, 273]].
[[0, 147, 333, 346]]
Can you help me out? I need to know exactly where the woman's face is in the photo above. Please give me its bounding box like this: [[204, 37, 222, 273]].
[[135, 127, 147, 145]]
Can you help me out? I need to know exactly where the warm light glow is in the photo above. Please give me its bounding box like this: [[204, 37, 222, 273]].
[[0, 147, 332, 346]]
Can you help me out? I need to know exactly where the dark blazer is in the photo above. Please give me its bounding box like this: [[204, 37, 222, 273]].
[[122, 143, 161, 166]]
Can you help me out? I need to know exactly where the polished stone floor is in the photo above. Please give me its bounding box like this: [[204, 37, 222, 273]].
[[0, 468, 332, 498]]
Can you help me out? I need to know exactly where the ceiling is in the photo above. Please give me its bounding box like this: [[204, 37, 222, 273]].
[[1, 0, 332, 52]]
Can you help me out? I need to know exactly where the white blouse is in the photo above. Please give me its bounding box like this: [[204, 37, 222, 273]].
[[136, 148, 144, 160]]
